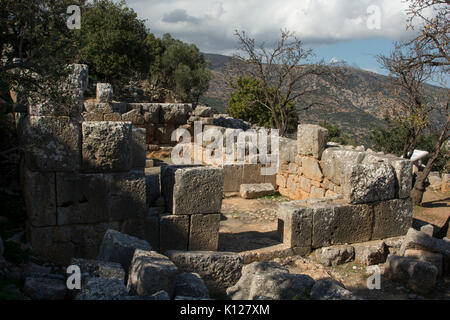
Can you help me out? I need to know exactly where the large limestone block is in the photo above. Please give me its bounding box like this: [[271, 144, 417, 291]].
[[166, 251, 243, 294], [301, 157, 324, 182], [96, 83, 113, 102], [141, 104, 161, 124], [226, 261, 315, 300], [384, 254, 438, 294], [175, 272, 209, 298], [29, 222, 121, 265], [277, 202, 313, 249], [97, 229, 152, 271], [71, 258, 126, 283], [372, 198, 413, 240], [159, 215, 189, 253], [399, 228, 450, 259], [160, 103, 193, 124], [76, 277, 127, 300], [21, 116, 81, 171], [56, 173, 110, 225], [82, 121, 132, 172], [320, 148, 365, 185], [189, 214, 220, 251], [145, 172, 160, 206], [122, 109, 144, 125], [404, 249, 443, 277], [297, 124, 328, 159], [161, 166, 223, 215], [127, 249, 178, 297], [23, 169, 56, 227], [315, 245, 355, 266], [132, 128, 146, 168], [353, 240, 388, 266], [363, 154, 413, 199], [193, 105, 214, 117], [312, 203, 373, 248], [221, 164, 244, 192], [342, 162, 396, 204], [279, 137, 297, 165], [240, 183, 275, 199], [108, 170, 147, 221]]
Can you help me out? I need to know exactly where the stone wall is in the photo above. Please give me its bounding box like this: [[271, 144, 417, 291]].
[[276, 124, 414, 254]]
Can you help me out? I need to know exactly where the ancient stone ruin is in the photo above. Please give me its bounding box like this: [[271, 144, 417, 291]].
[[11, 65, 449, 300]]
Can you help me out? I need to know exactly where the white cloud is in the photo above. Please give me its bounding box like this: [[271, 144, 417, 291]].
[[127, 0, 421, 54]]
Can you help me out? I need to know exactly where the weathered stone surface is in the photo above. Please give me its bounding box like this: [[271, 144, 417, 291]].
[[96, 83, 113, 102], [189, 214, 220, 251], [23, 275, 67, 300], [297, 124, 328, 159], [242, 163, 265, 184], [141, 104, 161, 123], [84, 102, 114, 114], [122, 109, 144, 125], [28, 222, 121, 265], [21, 116, 81, 171], [222, 164, 244, 192], [399, 228, 450, 259], [118, 216, 160, 252], [97, 229, 152, 271], [154, 124, 176, 144], [320, 148, 365, 185], [76, 277, 128, 300], [342, 162, 396, 204], [82, 121, 132, 172], [353, 240, 387, 266], [127, 249, 178, 297], [82, 112, 103, 121], [276, 174, 287, 188], [66, 64, 88, 108], [160, 104, 193, 124], [310, 186, 325, 199], [103, 112, 122, 121], [312, 203, 373, 248], [363, 154, 413, 199], [240, 183, 275, 199], [23, 169, 56, 227], [310, 279, 360, 300], [301, 157, 323, 182], [226, 261, 315, 300], [109, 170, 147, 221], [193, 105, 214, 117], [404, 249, 443, 277], [166, 251, 243, 294], [384, 254, 438, 294], [315, 245, 355, 266], [279, 137, 297, 165], [145, 173, 160, 206], [71, 258, 126, 283], [175, 273, 209, 298], [372, 198, 413, 240], [420, 224, 434, 237], [159, 215, 189, 253], [132, 128, 146, 168], [161, 165, 223, 215], [442, 173, 450, 193], [277, 202, 313, 248]]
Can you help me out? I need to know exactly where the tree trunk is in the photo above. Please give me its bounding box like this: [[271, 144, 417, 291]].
[[411, 115, 450, 205]]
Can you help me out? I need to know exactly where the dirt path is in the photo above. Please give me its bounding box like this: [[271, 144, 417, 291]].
[[218, 190, 450, 300]]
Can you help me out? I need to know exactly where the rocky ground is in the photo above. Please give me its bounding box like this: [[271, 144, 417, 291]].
[[218, 190, 450, 300]]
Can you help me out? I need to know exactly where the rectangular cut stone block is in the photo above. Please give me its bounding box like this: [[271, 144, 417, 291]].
[[56, 172, 110, 225], [145, 173, 160, 206], [264, 173, 277, 188], [189, 214, 220, 251], [21, 116, 81, 172], [160, 104, 193, 125], [28, 222, 121, 265], [119, 216, 160, 253], [279, 137, 297, 165], [312, 203, 373, 248], [109, 170, 147, 221], [363, 154, 413, 199], [141, 104, 161, 124], [161, 166, 223, 215], [277, 202, 313, 248], [82, 121, 132, 172], [23, 169, 56, 227], [297, 124, 328, 159], [342, 162, 396, 204], [276, 174, 287, 188], [221, 164, 244, 192], [242, 163, 264, 184], [160, 215, 189, 253], [132, 128, 146, 168], [320, 148, 365, 185], [372, 198, 413, 240], [301, 157, 323, 182], [240, 183, 275, 199]]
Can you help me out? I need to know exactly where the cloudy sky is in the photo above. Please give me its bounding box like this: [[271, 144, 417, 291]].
[[126, 0, 425, 74]]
